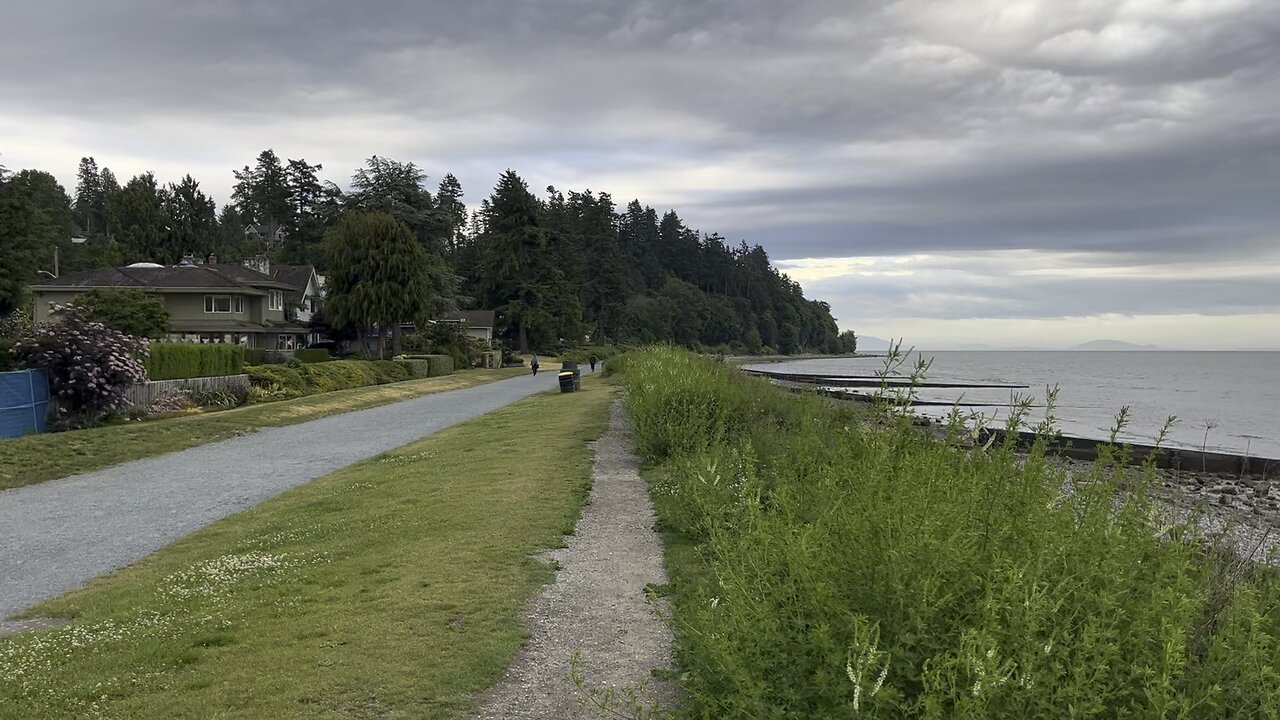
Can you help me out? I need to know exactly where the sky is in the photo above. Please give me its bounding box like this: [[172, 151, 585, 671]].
[[2, 0, 1278, 349]]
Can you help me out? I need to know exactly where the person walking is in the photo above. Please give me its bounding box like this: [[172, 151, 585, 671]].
[[589, 354, 598, 373], [530, 353, 540, 376]]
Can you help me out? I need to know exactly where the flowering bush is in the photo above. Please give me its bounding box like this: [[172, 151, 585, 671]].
[[146, 388, 195, 415], [11, 304, 149, 428]]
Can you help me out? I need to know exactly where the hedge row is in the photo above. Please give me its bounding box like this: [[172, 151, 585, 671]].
[[145, 343, 245, 381], [400, 354, 454, 377], [294, 348, 331, 363], [245, 359, 431, 400]]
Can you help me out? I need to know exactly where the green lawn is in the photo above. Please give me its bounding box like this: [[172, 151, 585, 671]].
[[0, 367, 527, 490], [0, 378, 614, 719]]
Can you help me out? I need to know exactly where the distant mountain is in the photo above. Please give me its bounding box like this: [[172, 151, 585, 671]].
[[855, 335, 893, 352], [1070, 339, 1160, 351]]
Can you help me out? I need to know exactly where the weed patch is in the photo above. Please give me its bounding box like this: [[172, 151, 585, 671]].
[[621, 348, 1280, 718]]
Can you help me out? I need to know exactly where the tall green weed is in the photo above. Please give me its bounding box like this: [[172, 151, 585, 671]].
[[622, 348, 1280, 718]]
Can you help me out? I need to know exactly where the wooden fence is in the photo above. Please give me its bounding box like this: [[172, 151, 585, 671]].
[[123, 374, 250, 409]]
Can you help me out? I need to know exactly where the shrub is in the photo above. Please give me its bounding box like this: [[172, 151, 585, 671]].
[[244, 364, 306, 399], [245, 359, 415, 401], [619, 348, 1280, 718], [10, 304, 149, 427], [145, 343, 244, 381], [71, 287, 170, 339], [424, 354, 453, 377], [294, 348, 330, 363], [242, 348, 267, 365], [0, 338, 17, 371], [190, 387, 246, 408]]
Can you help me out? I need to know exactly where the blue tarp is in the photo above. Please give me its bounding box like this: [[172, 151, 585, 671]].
[[0, 369, 50, 439]]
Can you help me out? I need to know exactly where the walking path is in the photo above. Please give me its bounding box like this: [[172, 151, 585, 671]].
[[0, 370, 562, 623], [475, 402, 675, 719]]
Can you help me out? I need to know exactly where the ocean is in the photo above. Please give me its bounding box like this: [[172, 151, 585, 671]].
[[748, 351, 1280, 460]]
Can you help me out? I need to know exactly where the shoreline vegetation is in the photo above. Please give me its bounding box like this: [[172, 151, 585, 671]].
[[613, 347, 1280, 717], [0, 379, 614, 718], [0, 367, 525, 490]]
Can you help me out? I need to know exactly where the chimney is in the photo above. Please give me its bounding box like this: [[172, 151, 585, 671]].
[[208, 254, 218, 265]]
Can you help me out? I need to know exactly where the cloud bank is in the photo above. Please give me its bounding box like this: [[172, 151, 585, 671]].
[[2, 0, 1277, 346]]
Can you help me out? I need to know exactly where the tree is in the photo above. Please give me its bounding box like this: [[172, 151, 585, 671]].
[[163, 175, 219, 261], [232, 149, 292, 249], [472, 170, 569, 352], [436, 173, 468, 256], [99, 168, 121, 240], [346, 156, 447, 253], [323, 212, 447, 358], [74, 157, 106, 238], [72, 288, 170, 338], [108, 172, 168, 263], [836, 330, 858, 354], [0, 170, 72, 314], [282, 158, 329, 265]]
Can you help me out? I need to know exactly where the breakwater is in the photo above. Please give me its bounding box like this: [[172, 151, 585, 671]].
[[750, 368, 1279, 478]]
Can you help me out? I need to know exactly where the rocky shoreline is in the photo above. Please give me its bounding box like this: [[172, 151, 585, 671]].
[[1058, 457, 1280, 565]]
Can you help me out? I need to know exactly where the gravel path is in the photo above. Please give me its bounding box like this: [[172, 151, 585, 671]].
[[474, 401, 675, 720], [0, 371, 561, 623]]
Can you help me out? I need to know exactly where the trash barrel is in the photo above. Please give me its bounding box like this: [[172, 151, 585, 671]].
[[558, 371, 576, 393], [561, 361, 582, 391]]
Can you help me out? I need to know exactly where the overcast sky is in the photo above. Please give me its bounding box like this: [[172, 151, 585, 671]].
[[3, 0, 1277, 349]]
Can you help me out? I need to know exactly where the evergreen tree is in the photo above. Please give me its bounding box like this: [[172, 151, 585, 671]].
[[73, 157, 105, 238], [163, 175, 219, 261], [436, 173, 468, 256], [232, 149, 292, 249], [0, 170, 72, 313], [99, 168, 121, 241], [323, 212, 448, 358], [108, 172, 168, 264], [473, 170, 572, 352], [282, 158, 327, 265]]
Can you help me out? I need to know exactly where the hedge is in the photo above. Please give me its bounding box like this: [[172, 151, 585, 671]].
[[424, 354, 453, 377], [294, 348, 331, 363], [244, 359, 413, 400], [146, 343, 245, 381], [400, 354, 454, 377]]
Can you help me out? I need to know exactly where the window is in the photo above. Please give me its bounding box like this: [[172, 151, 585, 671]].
[[234, 296, 244, 313], [278, 334, 297, 351], [204, 295, 232, 313], [269, 290, 283, 311]]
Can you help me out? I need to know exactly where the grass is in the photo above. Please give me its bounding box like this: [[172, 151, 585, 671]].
[[0, 367, 527, 490], [619, 347, 1280, 719], [0, 377, 614, 719]]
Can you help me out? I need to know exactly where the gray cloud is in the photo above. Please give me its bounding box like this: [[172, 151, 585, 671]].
[[2, 0, 1278, 343]]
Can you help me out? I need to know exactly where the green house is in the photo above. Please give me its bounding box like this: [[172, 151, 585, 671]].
[[30, 258, 321, 351]]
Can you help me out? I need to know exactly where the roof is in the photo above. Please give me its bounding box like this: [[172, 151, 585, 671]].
[[271, 265, 318, 294], [439, 310, 496, 329], [32, 264, 295, 292]]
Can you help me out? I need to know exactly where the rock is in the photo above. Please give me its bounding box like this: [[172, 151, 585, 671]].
[[1218, 485, 1239, 496]]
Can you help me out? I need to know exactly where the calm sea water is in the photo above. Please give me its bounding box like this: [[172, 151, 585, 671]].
[[749, 352, 1280, 460]]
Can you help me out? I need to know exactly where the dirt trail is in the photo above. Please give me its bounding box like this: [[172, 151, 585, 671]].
[[474, 402, 675, 719]]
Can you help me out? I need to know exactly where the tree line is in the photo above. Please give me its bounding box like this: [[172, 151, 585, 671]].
[[0, 152, 856, 354]]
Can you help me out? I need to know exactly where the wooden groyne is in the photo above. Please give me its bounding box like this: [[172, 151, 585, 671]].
[[744, 369, 1029, 389], [754, 371, 1278, 478]]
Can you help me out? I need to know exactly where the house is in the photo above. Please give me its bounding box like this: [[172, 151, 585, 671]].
[[438, 310, 496, 343], [30, 257, 321, 352]]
